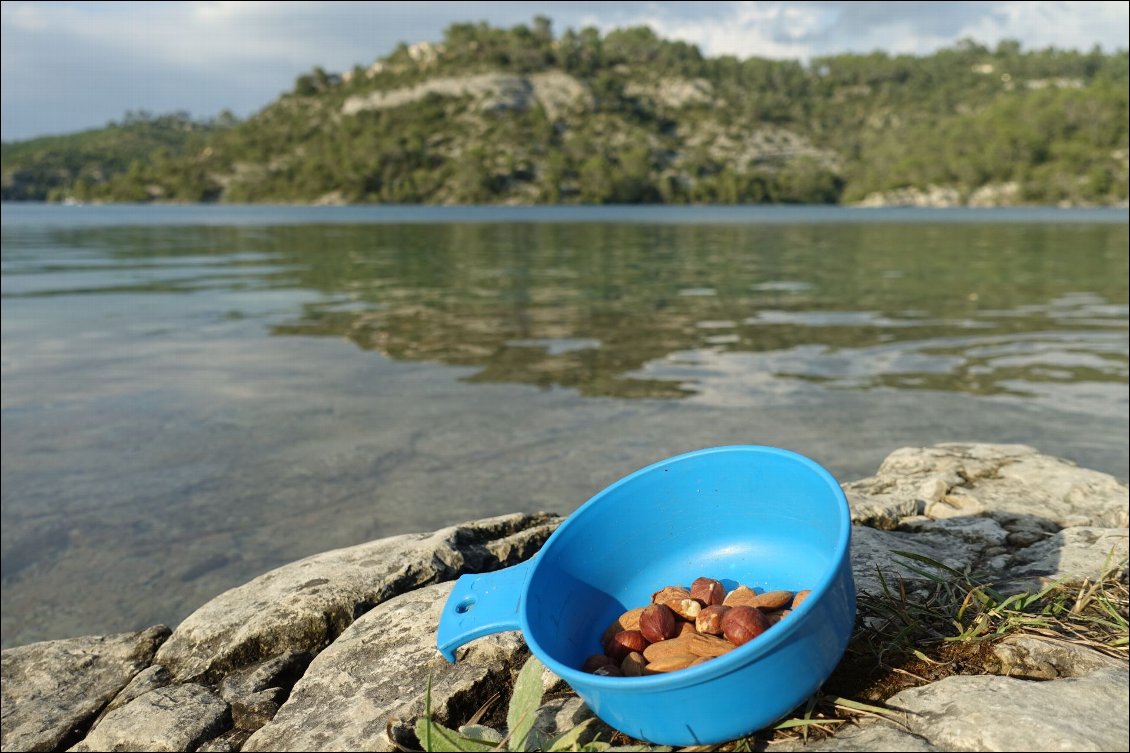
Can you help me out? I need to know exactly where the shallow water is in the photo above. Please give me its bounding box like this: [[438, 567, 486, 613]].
[[2, 204, 1127, 647]]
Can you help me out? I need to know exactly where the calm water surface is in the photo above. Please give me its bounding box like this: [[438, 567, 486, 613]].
[[2, 205, 1127, 647]]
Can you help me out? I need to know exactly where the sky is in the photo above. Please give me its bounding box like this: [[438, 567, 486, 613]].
[[2, 1, 1128, 141]]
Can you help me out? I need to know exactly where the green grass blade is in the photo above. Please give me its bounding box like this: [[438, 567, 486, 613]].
[[415, 719, 499, 752], [827, 696, 903, 720], [772, 718, 847, 730], [889, 551, 965, 578]]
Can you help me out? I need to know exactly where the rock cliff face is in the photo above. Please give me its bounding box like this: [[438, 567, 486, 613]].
[[2, 444, 1127, 752], [342, 71, 592, 121]]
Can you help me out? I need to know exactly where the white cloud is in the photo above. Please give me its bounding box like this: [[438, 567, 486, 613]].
[[583, 1, 1129, 60], [638, 2, 836, 59], [957, 1, 1129, 52]]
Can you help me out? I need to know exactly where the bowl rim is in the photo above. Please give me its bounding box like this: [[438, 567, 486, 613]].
[[521, 444, 853, 693]]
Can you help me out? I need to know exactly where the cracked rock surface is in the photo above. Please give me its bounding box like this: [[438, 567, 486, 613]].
[[0, 625, 169, 752], [2, 445, 1126, 753], [153, 512, 559, 684], [243, 581, 529, 752], [68, 684, 229, 753]]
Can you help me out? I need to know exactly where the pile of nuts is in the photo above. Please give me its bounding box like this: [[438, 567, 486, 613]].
[[582, 577, 810, 676]]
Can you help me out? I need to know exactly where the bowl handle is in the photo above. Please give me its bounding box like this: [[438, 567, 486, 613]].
[[437, 557, 536, 662]]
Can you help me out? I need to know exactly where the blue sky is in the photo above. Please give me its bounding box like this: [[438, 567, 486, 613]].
[[2, 1, 1128, 141]]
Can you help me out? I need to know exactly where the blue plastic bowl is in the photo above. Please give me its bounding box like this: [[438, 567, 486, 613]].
[[437, 445, 855, 746]]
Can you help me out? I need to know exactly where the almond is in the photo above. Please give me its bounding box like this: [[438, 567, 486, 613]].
[[723, 585, 757, 607], [792, 590, 811, 609], [644, 654, 698, 673], [687, 632, 735, 657], [765, 609, 791, 626], [642, 634, 696, 663], [752, 590, 794, 611], [652, 586, 691, 606]]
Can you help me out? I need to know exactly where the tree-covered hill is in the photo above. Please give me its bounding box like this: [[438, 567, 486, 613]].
[[3, 19, 1127, 205], [1, 111, 234, 201]]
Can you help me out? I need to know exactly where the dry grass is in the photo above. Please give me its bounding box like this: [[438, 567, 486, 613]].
[[420, 552, 1129, 751]]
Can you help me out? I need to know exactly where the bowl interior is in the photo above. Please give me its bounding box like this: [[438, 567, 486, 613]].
[[525, 447, 850, 670]]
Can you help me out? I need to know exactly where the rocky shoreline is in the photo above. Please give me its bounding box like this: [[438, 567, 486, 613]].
[[3, 443, 1127, 752]]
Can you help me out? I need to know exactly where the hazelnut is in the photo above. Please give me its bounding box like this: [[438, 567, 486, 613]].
[[593, 665, 624, 677], [672, 598, 702, 620], [606, 630, 649, 662], [621, 651, 646, 677], [582, 654, 615, 673], [639, 604, 678, 643], [695, 604, 730, 635], [600, 607, 646, 648], [690, 577, 725, 606], [653, 586, 703, 620], [721, 605, 770, 646]]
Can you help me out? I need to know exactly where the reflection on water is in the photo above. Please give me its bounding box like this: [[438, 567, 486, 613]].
[[10, 220, 1125, 408], [2, 208, 1127, 648]]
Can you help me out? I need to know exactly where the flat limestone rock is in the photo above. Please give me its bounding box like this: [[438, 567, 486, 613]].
[[0, 625, 169, 752], [999, 526, 1129, 593], [155, 512, 558, 683], [216, 651, 310, 733], [89, 664, 172, 731], [885, 667, 1130, 751], [849, 525, 986, 595], [773, 721, 938, 751], [217, 652, 309, 706], [69, 683, 229, 753], [844, 443, 1128, 529], [243, 581, 529, 752], [990, 635, 1126, 680]]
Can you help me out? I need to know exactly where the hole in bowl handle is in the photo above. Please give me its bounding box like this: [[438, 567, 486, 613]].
[[436, 557, 536, 662]]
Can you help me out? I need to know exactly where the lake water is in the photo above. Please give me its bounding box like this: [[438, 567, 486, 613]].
[[2, 204, 1127, 647]]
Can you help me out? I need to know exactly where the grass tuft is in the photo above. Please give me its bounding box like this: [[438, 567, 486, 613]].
[[419, 553, 1128, 751]]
